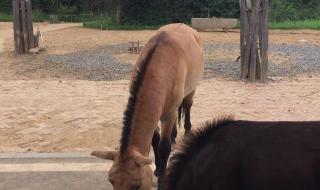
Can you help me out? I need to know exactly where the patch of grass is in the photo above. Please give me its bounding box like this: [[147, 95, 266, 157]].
[[83, 20, 159, 30], [270, 19, 320, 30], [32, 11, 49, 22], [57, 13, 99, 23], [0, 12, 12, 22], [0, 11, 49, 22]]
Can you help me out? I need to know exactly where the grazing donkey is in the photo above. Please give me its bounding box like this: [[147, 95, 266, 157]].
[[92, 23, 204, 190], [164, 116, 320, 190]]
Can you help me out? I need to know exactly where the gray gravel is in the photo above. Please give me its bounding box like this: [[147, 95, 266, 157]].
[[42, 42, 320, 81], [46, 44, 133, 81], [270, 43, 320, 76], [204, 42, 320, 80]]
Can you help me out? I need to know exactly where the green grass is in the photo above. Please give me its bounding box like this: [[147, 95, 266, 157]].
[[2, 11, 319, 31], [0, 12, 48, 22], [269, 19, 320, 30], [59, 13, 101, 23], [83, 20, 159, 30], [85, 19, 320, 31], [0, 12, 12, 22], [32, 11, 49, 22]]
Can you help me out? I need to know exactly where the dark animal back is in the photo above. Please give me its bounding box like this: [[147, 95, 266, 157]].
[[165, 116, 236, 189], [165, 119, 320, 190]]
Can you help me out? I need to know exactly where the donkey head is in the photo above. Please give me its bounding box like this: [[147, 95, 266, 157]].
[[91, 150, 153, 190]]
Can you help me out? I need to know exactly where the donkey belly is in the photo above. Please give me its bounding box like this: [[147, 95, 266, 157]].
[[183, 65, 204, 97], [183, 51, 204, 97], [183, 77, 201, 97]]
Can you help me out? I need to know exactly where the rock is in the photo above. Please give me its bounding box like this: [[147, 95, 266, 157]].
[[29, 48, 39, 54]]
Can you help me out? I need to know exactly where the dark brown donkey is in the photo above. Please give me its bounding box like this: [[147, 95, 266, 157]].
[[165, 117, 320, 190], [91, 23, 204, 190]]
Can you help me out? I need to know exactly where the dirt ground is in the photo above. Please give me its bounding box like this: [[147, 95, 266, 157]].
[[1, 22, 320, 152]]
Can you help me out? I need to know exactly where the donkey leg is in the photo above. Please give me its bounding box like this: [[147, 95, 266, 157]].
[[183, 90, 195, 136], [157, 138, 171, 189], [170, 121, 178, 144], [157, 112, 176, 189], [152, 127, 161, 177]]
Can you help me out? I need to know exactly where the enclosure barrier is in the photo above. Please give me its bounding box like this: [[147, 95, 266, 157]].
[[191, 17, 238, 31], [240, 0, 269, 82], [12, 0, 36, 54], [128, 41, 143, 53]]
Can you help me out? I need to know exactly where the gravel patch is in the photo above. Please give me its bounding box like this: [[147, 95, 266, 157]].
[[40, 42, 320, 81], [270, 43, 320, 76], [46, 44, 133, 81], [204, 42, 320, 80]]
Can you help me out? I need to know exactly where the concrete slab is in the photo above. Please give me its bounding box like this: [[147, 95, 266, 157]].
[[0, 171, 111, 190], [191, 17, 238, 31], [0, 153, 157, 190]]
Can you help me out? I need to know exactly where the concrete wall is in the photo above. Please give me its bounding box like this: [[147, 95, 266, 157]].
[[191, 18, 238, 31]]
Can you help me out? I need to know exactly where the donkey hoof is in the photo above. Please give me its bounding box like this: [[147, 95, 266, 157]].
[[184, 130, 192, 137], [154, 169, 160, 177]]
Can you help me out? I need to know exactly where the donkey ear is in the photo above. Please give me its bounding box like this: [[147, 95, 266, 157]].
[[133, 152, 152, 166], [91, 150, 118, 160]]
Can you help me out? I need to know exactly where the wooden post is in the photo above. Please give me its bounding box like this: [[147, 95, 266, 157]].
[[115, 0, 122, 26], [12, 0, 22, 54], [26, 0, 34, 49], [240, 0, 269, 82], [248, 0, 260, 81], [20, 0, 28, 53], [12, 0, 35, 54], [260, 0, 269, 81], [240, 0, 247, 78]]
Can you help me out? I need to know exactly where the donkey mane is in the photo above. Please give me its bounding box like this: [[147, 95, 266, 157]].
[[120, 32, 167, 155], [165, 115, 235, 188]]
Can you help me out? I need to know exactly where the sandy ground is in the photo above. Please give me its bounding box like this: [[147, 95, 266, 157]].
[[0, 23, 11, 52], [1, 22, 320, 152]]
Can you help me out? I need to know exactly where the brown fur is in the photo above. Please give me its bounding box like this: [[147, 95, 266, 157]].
[[165, 118, 320, 190], [92, 23, 204, 190]]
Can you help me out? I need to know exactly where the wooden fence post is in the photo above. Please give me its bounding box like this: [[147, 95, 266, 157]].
[[26, 0, 34, 49], [12, 0, 22, 54], [260, 0, 269, 81], [12, 0, 35, 54], [240, 0, 269, 82]]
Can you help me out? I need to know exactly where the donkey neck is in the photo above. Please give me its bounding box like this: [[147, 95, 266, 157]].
[[127, 89, 164, 156]]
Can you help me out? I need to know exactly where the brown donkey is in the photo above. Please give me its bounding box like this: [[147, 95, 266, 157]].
[[91, 23, 204, 190]]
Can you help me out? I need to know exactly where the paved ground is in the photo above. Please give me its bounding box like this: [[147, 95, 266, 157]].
[[2, 23, 320, 153], [0, 153, 157, 190]]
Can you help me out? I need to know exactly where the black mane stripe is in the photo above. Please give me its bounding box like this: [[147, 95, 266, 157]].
[[120, 33, 166, 155], [166, 115, 235, 189]]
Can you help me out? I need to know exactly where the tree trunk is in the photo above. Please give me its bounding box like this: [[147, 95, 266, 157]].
[[240, 0, 269, 82], [12, 0, 22, 54], [26, 0, 34, 49], [12, 0, 35, 54], [248, 0, 260, 82], [260, 0, 269, 82], [115, 0, 122, 26]]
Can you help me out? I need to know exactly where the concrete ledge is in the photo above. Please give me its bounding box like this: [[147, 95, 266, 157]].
[[0, 152, 93, 159], [0, 163, 111, 172], [192, 17, 238, 31]]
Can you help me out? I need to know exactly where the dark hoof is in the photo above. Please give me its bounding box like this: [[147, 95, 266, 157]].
[[154, 169, 160, 177], [184, 130, 191, 137]]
